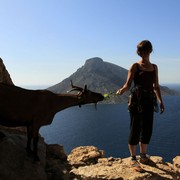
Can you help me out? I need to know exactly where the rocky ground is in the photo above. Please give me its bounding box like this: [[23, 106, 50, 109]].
[[0, 126, 180, 180]]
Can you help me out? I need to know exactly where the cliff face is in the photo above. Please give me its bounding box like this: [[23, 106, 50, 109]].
[[0, 126, 69, 180], [48, 57, 179, 104], [0, 126, 180, 180]]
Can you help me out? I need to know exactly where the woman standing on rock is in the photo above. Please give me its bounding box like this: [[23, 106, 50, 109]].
[[116, 40, 165, 172]]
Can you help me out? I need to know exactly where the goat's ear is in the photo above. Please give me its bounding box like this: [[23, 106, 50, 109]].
[[70, 80, 73, 87], [84, 85, 87, 92]]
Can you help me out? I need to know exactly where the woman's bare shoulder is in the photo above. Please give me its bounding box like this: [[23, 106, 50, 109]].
[[129, 62, 139, 71], [152, 63, 158, 70]]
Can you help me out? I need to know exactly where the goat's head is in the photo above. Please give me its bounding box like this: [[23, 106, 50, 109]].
[[68, 81, 104, 106]]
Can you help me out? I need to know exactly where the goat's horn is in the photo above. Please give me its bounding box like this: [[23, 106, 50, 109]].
[[67, 88, 82, 93], [70, 80, 83, 91], [84, 85, 87, 90]]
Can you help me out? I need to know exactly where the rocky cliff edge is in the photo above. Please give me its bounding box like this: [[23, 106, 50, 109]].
[[0, 126, 180, 180]]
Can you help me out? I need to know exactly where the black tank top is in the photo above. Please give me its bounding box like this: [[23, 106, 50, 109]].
[[134, 63, 156, 91]]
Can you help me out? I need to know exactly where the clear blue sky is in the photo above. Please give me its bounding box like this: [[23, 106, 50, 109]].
[[0, 0, 179, 88]]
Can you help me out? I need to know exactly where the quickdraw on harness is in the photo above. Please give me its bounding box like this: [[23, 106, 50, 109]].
[[130, 85, 159, 113], [130, 86, 143, 113]]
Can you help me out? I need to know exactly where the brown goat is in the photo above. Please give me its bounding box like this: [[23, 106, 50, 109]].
[[0, 82, 104, 161]]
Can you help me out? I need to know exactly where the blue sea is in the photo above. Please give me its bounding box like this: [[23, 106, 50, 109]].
[[40, 92, 180, 163]]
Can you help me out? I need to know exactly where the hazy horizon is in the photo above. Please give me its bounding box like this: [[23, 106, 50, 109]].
[[21, 82, 180, 92]]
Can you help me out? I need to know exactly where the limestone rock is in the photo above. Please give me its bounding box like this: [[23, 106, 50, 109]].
[[46, 144, 70, 180], [68, 146, 180, 180], [68, 146, 105, 168], [173, 156, 180, 172], [0, 128, 47, 180], [0, 126, 69, 180], [0, 125, 180, 180]]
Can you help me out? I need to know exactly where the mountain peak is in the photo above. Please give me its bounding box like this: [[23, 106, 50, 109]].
[[48, 57, 128, 103], [84, 57, 104, 69], [85, 57, 103, 64]]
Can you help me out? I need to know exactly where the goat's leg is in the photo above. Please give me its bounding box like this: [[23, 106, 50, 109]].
[[26, 125, 40, 161], [26, 125, 33, 154], [32, 126, 40, 161], [33, 135, 40, 161]]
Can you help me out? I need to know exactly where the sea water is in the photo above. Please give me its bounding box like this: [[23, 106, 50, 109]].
[[40, 95, 180, 163]]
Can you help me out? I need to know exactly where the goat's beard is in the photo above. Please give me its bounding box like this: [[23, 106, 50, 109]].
[[95, 103, 97, 110]]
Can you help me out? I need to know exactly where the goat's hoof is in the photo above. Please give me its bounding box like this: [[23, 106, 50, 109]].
[[34, 156, 40, 162], [0, 131, 6, 139], [26, 148, 33, 154]]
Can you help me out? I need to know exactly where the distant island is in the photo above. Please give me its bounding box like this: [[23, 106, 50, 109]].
[[48, 57, 179, 104]]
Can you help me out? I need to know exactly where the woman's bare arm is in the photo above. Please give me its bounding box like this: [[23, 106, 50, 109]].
[[153, 64, 165, 113], [116, 63, 137, 95]]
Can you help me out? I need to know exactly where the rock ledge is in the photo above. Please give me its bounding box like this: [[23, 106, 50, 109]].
[[0, 126, 180, 180]]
